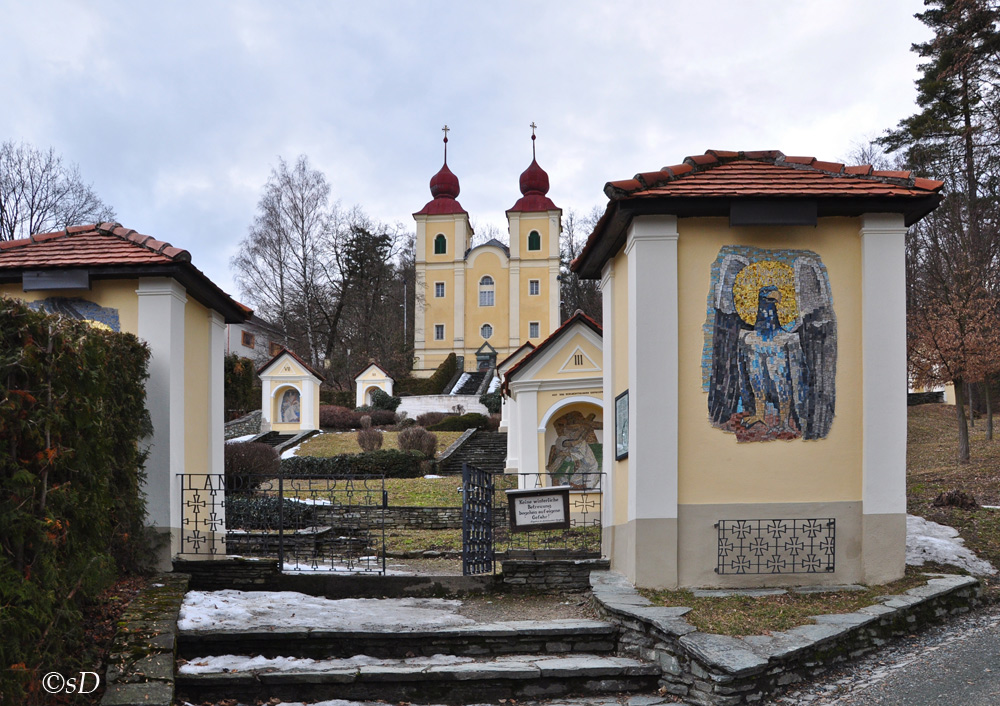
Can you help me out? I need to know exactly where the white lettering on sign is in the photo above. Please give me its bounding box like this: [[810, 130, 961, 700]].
[[513, 494, 566, 526]]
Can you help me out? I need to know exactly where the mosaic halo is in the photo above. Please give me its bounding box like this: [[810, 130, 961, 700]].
[[732, 260, 799, 328]]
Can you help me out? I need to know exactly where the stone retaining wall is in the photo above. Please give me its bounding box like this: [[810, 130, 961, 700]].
[[100, 573, 189, 706], [590, 570, 981, 706], [502, 558, 610, 593], [225, 410, 262, 439], [310, 504, 508, 530]]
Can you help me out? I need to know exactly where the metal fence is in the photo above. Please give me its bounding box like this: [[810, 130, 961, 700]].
[[494, 472, 604, 556], [177, 472, 386, 573]]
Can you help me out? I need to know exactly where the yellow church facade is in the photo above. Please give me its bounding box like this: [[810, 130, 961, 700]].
[[412, 132, 561, 376]]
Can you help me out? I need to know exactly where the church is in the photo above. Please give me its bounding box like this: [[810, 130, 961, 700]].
[[412, 128, 562, 376]]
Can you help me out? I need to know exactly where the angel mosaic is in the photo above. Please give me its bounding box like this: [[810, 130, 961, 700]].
[[702, 245, 837, 442]]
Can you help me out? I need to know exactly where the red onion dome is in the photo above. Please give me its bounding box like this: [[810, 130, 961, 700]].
[[519, 158, 550, 196], [429, 162, 460, 200]]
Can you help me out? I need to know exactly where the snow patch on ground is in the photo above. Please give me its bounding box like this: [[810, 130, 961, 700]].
[[423, 474, 443, 479], [487, 375, 500, 393], [286, 496, 333, 505], [179, 653, 473, 675], [226, 434, 257, 443], [907, 514, 997, 575], [281, 442, 303, 459], [449, 373, 470, 395], [178, 591, 475, 632]]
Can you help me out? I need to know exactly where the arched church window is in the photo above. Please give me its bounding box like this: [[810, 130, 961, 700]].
[[434, 234, 447, 254], [479, 275, 495, 307], [480, 323, 493, 339], [528, 230, 541, 251]]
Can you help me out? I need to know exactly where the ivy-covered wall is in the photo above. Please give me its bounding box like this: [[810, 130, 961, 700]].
[[0, 297, 152, 704]]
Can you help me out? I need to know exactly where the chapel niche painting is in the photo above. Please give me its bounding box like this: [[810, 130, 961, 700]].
[[279, 388, 301, 423], [702, 245, 836, 442], [546, 411, 602, 489]]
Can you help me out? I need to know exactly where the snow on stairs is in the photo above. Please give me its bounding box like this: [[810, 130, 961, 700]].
[[441, 430, 508, 475], [175, 619, 660, 704]]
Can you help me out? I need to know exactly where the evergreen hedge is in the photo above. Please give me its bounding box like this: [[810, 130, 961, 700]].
[[224, 353, 258, 414], [396, 352, 457, 395], [281, 449, 426, 478], [427, 412, 490, 432], [0, 297, 152, 703]]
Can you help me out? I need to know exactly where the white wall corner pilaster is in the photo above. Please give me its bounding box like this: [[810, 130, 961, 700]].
[[136, 277, 188, 558], [414, 270, 426, 349], [513, 382, 541, 481], [454, 264, 466, 348], [548, 261, 560, 333], [508, 213, 521, 259], [301, 378, 317, 430], [600, 260, 616, 527], [859, 213, 908, 515], [626, 216, 679, 523]]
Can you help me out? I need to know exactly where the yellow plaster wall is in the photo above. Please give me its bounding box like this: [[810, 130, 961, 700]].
[[1, 279, 140, 334], [676, 217, 863, 505], [518, 215, 551, 260], [425, 220, 458, 264], [612, 251, 630, 521], [424, 267, 456, 351], [519, 263, 551, 341], [466, 250, 508, 350], [183, 298, 212, 475], [533, 332, 603, 380]]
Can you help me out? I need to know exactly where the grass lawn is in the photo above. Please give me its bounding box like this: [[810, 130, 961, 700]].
[[294, 430, 465, 458], [907, 403, 1000, 576]]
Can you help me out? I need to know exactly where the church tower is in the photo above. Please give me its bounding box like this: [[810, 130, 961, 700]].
[[412, 127, 472, 377], [506, 126, 561, 349], [412, 126, 562, 378]]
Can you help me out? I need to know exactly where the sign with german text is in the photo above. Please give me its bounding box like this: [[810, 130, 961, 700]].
[[506, 486, 571, 533]]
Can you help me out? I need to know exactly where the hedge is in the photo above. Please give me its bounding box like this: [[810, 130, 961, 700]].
[[428, 412, 490, 432], [395, 352, 457, 395], [0, 296, 152, 703], [226, 495, 314, 530], [224, 353, 258, 414], [370, 387, 401, 412], [281, 449, 426, 478]]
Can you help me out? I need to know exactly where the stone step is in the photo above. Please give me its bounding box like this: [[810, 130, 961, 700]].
[[175, 652, 661, 705], [179, 618, 618, 660]]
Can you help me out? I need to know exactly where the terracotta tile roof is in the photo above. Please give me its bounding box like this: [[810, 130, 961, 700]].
[[258, 347, 326, 381], [603, 150, 944, 201], [572, 150, 944, 278], [502, 310, 602, 393], [0, 223, 190, 268], [0, 222, 249, 323]]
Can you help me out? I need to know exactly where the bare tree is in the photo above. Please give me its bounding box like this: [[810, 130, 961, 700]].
[[0, 141, 115, 240], [560, 206, 603, 323]]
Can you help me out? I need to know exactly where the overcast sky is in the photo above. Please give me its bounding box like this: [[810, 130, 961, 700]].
[[3, 1, 932, 299]]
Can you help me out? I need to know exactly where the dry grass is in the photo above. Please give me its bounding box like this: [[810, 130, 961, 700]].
[[641, 569, 928, 637], [293, 430, 465, 458]]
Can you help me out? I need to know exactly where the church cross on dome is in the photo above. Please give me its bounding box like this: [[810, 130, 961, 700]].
[[530, 122, 537, 158], [442, 124, 450, 162]]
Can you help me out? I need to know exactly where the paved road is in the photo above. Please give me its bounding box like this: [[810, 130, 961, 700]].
[[765, 602, 1000, 705]]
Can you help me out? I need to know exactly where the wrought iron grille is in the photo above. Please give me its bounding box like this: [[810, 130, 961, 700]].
[[715, 518, 835, 574], [494, 472, 604, 556], [461, 463, 495, 575], [178, 472, 386, 573]]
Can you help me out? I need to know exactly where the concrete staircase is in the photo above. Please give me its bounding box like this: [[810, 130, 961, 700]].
[[440, 430, 508, 475], [175, 617, 660, 704]]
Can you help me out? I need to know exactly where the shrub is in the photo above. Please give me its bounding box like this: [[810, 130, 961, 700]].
[[397, 426, 438, 458], [320, 388, 354, 407], [368, 409, 397, 426], [427, 412, 490, 432], [370, 387, 402, 412], [393, 412, 416, 430], [396, 352, 458, 395], [225, 353, 258, 414], [0, 297, 152, 702], [320, 405, 361, 430], [281, 450, 425, 478], [225, 495, 314, 529], [225, 442, 280, 492], [357, 416, 384, 452], [416, 411, 450, 427], [479, 389, 502, 414]]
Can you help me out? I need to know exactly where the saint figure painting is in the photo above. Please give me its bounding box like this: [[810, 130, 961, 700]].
[[702, 245, 836, 442]]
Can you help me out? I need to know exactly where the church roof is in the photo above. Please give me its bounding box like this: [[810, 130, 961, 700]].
[[0, 222, 249, 322], [508, 157, 559, 213], [465, 238, 510, 259], [415, 136, 468, 217], [572, 149, 944, 278]]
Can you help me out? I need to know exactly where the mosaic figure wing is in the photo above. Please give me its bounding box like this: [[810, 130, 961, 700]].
[[792, 256, 837, 439], [708, 253, 752, 426]]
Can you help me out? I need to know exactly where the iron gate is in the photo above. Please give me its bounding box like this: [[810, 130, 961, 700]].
[[178, 472, 386, 573], [461, 462, 495, 575]]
